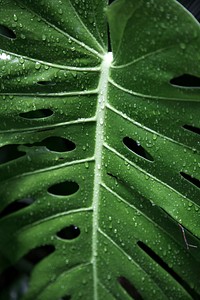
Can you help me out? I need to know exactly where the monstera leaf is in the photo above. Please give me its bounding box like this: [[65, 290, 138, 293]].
[[0, 0, 200, 299]]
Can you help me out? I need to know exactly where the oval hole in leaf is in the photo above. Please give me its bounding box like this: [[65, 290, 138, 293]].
[[37, 81, 56, 86], [0, 24, 16, 39], [24, 245, 55, 265], [118, 276, 143, 300], [137, 241, 198, 298], [48, 181, 79, 196], [170, 74, 200, 88], [183, 124, 200, 135], [180, 172, 200, 189], [24, 136, 75, 152], [107, 172, 118, 180], [43, 136, 76, 152], [0, 144, 26, 164], [19, 109, 53, 119], [60, 296, 71, 300], [0, 198, 34, 219], [123, 137, 154, 161], [57, 225, 80, 240]]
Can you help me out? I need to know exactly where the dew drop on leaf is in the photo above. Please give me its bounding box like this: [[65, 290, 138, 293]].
[[13, 14, 18, 21], [35, 62, 41, 70], [180, 43, 186, 50]]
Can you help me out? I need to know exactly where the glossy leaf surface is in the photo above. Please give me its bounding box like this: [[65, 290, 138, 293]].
[[0, 0, 200, 299]]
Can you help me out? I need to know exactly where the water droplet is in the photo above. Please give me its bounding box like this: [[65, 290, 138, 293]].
[[19, 57, 24, 64], [35, 62, 41, 70], [152, 134, 157, 140], [20, 33, 26, 39], [85, 162, 89, 169], [13, 14, 18, 21], [72, 72, 77, 78], [180, 43, 186, 50]]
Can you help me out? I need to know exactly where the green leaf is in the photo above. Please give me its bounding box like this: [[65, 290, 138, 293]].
[[0, 0, 200, 299]]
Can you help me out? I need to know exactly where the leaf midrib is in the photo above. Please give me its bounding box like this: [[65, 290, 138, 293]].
[[92, 52, 113, 300]]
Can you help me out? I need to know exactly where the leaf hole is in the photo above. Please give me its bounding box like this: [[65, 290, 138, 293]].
[[180, 172, 200, 189], [19, 109, 53, 119], [107, 172, 118, 180], [24, 245, 55, 265], [137, 241, 199, 298], [0, 198, 34, 219], [118, 276, 143, 300], [60, 296, 71, 300], [0, 144, 26, 164], [123, 137, 154, 161], [41, 136, 76, 152], [25, 136, 76, 152], [37, 81, 56, 86], [0, 24, 16, 39], [170, 74, 200, 88], [57, 225, 80, 240], [183, 124, 200, 135], [48, 181, 79, 196]]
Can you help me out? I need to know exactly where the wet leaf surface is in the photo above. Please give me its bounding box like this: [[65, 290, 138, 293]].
[[0, 0, 200, 299]]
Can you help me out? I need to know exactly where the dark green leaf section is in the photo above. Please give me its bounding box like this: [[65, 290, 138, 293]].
[[0, 94, 97, 131], [0, 2, 104, 300], [107, 0, 200, 99], [0, 0, 200, 300], [0, 56, 99, 93], [0, 0, 105, 66]]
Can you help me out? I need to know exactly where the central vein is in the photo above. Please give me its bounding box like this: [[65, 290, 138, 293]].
[[92, 52, 113, 300]]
